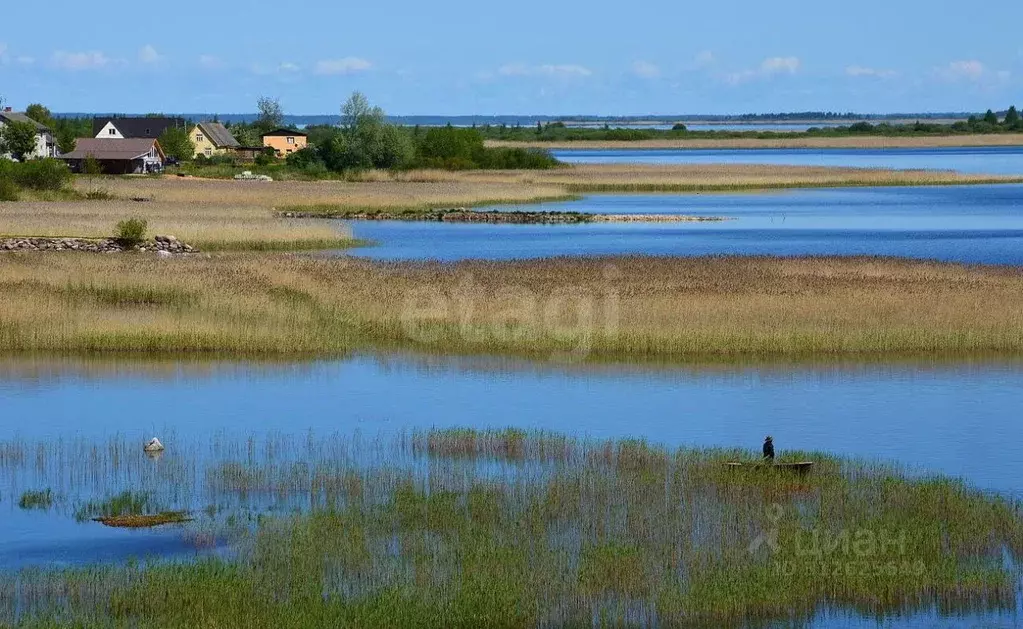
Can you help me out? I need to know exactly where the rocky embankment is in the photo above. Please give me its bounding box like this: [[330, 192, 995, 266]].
[[281, 207, 727, 224], [0, 235, 197, 254]]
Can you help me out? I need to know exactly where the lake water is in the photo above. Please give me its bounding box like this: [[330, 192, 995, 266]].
[[552, 146, 1023, 175], [347, 185, 1023, 263]]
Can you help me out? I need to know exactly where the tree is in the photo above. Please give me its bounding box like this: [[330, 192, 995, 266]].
[[983, 109, 999, 125], [1005, 106, 1021, 127], [55, 125, 77, 155], [24, 104, 55, 129], [158, 127, 195, 161], [341, 92, 382, 132], [255, 97, 284, 134], [0, 120, 40, 161]]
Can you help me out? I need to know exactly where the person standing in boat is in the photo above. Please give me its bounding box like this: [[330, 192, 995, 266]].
[[762, 436, 775, 462]]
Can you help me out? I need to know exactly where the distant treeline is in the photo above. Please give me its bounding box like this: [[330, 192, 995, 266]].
[[52, 112, 988, 126], [476, 107, 1023, 142]]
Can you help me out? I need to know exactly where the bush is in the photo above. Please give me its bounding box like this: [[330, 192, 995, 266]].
[[8, 159, 72, 191], [115, 217, 148, 246], [0, 175, 18, 201]]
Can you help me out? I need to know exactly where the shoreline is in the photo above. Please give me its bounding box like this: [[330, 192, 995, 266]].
[[279, 206, 727, 223], [486, 133, 1023, 150]]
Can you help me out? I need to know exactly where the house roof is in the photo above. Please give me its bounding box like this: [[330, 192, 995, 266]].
[[0, 112, 49, 132], [197, 121, 240, 148], [92, 117, 185, 138], [262, 128, 307, 137], [62, 138, 164, 160]]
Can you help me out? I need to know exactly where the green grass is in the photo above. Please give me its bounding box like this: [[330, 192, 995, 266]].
[[17, 489, 54, 511], [74, 490, 157, 523], [0, 429, 1020, 628]]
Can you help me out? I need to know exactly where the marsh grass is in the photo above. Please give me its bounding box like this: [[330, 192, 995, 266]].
[[0, 429, 1020, 628], [17, 489, 54, 511], [74, 491, 158, 522], [5, 255, 1023, 358]]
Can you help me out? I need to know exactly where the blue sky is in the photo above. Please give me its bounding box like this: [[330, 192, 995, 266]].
[[0, 0, 1020, 115]]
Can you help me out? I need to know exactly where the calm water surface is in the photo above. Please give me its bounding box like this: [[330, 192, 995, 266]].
[[347, 185, 1023, 263], [553, 146, 1023, 174]]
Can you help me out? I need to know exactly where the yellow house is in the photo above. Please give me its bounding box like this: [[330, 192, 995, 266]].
[[262, 128, 308, 157], [190, 121, 240, 158]]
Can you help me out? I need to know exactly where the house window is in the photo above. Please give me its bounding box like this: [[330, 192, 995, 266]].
[[145, 128, 151, 135], [108, 128, 116, 135], [205, 148, 213, 157], [196, 134, 204, 142], [287, 137, 295, 144]]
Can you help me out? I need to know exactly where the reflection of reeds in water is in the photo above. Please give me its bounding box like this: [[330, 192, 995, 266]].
[[0, 429, 1020, 628]]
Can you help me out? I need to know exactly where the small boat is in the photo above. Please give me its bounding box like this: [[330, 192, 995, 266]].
[[144, 438, 165, 453], [725, 461, 814, 475]]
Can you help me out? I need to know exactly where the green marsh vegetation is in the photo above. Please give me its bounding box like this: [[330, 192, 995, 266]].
[[0, 429, 1020, 628], [17, 489, 54, 511]]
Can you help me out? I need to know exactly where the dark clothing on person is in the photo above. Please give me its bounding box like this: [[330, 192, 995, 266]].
[[763, 439, 775, 461]]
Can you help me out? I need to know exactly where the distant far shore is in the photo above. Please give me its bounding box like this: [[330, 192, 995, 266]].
[[487, 134, 1023, 150]]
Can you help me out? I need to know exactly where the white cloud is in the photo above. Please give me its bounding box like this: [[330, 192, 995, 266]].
[[198, 54, 224, 70], [725, 56, 800, 85], [694, 50, 715, 67], [631, 61, 660, 79], [761, 56, 800, 74], [498, 63, 592, 78], [314, 57, 372, 75], [51, 50, 111, 70], [940, 60, 986, 81], [138, 44, 162, 64], [846, 65, 896, 78], [250, 61, 301, 75], [16, 56, 34, 65], [935, 60, 1012, 85]]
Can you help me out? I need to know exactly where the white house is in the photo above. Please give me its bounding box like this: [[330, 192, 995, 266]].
[[92, 117, 186, 139], [0, 108, 55, 159]]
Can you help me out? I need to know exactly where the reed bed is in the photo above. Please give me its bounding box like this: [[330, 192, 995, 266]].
[[352, 163, 1023, 191], [486, 133, 1023, 150], [71, 176, 573, 209], [4, 254, 1023, 358], [0, 429, 1019, 628]]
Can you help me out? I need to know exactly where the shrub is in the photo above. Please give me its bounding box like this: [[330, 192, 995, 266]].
[[0, 175, 18, 201], [9, 159, 72, 191], [115, 217, 148, 246]]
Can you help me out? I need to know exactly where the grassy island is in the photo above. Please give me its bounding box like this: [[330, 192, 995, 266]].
[[1, 429, 1020, 628]]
